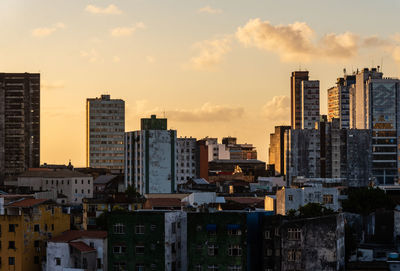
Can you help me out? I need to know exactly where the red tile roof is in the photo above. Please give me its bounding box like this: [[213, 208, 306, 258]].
[[144, 198, 182, 209], [69, 241, 96, 252], [7, 199, 48, 207], [50, 230, 107, 242]]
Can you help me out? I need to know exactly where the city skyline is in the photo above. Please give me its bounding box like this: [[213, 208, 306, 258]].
[[3, 1, 400, 166]]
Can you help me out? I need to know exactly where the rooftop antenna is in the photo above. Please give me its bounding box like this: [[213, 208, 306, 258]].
[[381, 57, 384, 73], [163, 109, 166, 118]]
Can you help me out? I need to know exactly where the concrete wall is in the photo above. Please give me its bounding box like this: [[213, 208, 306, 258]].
[[164, 212, 187, 271]]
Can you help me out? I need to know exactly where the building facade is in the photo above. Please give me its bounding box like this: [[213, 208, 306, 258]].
[[203, 138, 230, 161], [0, 73, 40, 181], [290, 71, 309, 129], [269, 126, 291, 176], [86, 94, 125, 171], [46, 230, 107, 271], [125, 115, 177, 194], [17, 169, 93, 204], [276, 185, 340, 215], [301, 80, 320, 129], [187, 212, 248, 271], [327, 74, 355, 129], [107, 211, 187, 271], [0, 199, 70, 271], [263, 214, 345, 271], [353, 68, 399, 184], [176, 137, 197, 185]]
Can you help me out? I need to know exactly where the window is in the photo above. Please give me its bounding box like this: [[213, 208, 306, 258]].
[[51, 224, 54, 231], [135, 245, 145, 254], [34, 240, 40, 248], [151, 264, 157, 270], [9, 257, 15, 265], [9, 224, 15, 232], [34, 256, 39, 264], [150, 224, 157, 231], [265, 248, 273, 256], [288, 195, 293, 201], [135, 224, 145, 234], [287, 249, 301, 262], [228, 229, 241, 236], [8, 241, 15, 249], [264, 230, 271, 239], [208, 244, 218, 256], [97, 258, 102, 269], [113, 262, 127, 271], [228, 245, 242, 256], [287, 228, 301, 240], [113, 246, 127, 254], [228, 266, 242, 271], [275, 249, 280, 256], [34, 224, 40, 232], [172, 222, 176, 234], [275, 227, 280, 236], [135, 264, 145, 271], [195, 265, 202, 271], [113, 223, 125, 234], [323, 194, 333, 204], [207, 265, 219, 271]]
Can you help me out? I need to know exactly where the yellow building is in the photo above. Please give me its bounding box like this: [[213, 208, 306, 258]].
[[82, 194, 144, 230], [0, 198, 70, 271]]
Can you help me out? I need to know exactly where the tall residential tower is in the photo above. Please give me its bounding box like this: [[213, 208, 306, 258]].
[[86, 94, 125, 171], [0, 73, 40, 180], [290, 71, 309, 129]]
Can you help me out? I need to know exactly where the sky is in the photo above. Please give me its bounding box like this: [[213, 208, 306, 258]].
[[2, 0, 400, 166]]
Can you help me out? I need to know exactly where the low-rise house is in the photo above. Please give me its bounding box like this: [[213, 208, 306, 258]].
[[17, 168, 93, 204], [276, 184, 340, 215], [0, 198, 70, 271], [107, 210, 187, 270], [46, 230, 107, 271]]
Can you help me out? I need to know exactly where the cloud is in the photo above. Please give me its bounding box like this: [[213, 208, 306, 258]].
[[236, 19, 359, 61], [41, 80, 65, 90], [80, 49, 99, 63], [110, 22, 145, 37], [134, 100, 244, 122], [85, 4, 122, 15], [262, 96, 290, 123], [190, 37, 232, 69], [32, 22, 65, 37], [198, 6, 222, 14]]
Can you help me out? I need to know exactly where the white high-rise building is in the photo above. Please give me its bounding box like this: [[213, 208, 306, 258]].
[[124, 115, 177, 194], [86, 94, 125, 171]]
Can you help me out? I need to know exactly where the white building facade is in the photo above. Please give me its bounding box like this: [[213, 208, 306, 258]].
[[176, 137, 197, 185], [46, 230, 107, 271], [203, 138, 230, 161], [124, 130, 177, 194], [276, 184, 340, 215], [17, 170, 93, 204]]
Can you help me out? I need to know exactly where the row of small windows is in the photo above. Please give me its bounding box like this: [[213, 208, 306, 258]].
[[264, 228, 301, 240], [45, 179, 90, 185]]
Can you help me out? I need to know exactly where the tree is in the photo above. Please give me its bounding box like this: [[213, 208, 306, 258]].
[[297, 203, 335, 218], [342, 187, 395, 215], [125, 185, 143, 199]]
